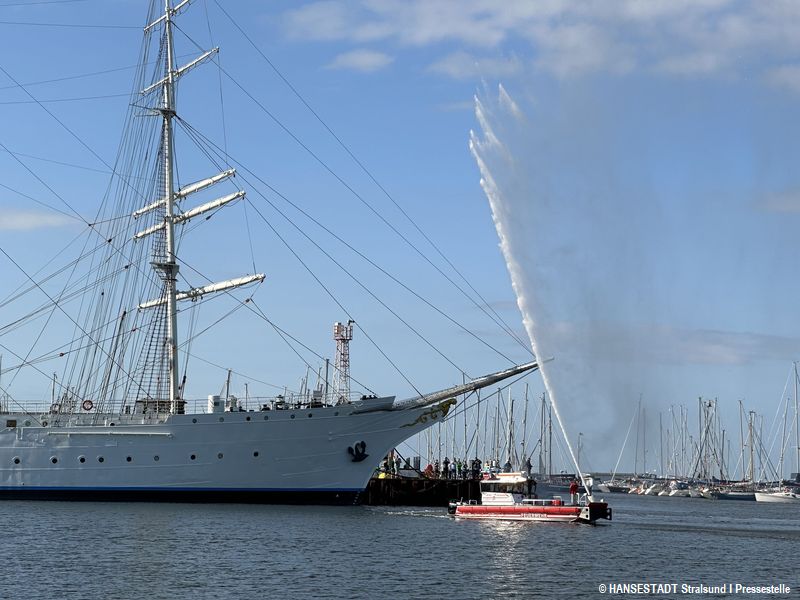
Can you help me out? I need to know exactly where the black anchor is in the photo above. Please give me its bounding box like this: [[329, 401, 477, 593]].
[[347, 441, 368, 462]]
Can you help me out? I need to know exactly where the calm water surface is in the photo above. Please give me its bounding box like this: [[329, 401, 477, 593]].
[[1, 494, 797, 599]]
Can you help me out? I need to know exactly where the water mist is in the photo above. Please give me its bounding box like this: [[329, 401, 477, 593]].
[[470, 85, 591, 494]]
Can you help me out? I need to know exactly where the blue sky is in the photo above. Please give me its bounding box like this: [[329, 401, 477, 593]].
[[1, 1, 800, 475]]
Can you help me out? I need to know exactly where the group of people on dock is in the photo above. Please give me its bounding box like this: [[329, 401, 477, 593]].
[[379, 451, 549, 483], [378, 455, 486, 479], [422, 457, 485, 480]]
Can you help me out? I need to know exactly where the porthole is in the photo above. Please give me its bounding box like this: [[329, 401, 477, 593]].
[[126, 456, 132, 462], [307, 413, 312, 418], [42, 421, 48, 427], [253, 451, 259, 458], [263, 415, 269, 421], [24, 421, 31, 427], [219, 417, 224, 423], [78, 456, 86, 463], [246, 416, 251, 422], [192, 418, 197, 424], [217, 453, 223, 459], [154, 455, 160, 462], [190, 454, 196, 461], [110, 423, 115, 427], [51, 457, 58, 464], [334, 412, 339, 417], [13, 457, 20, 465], [290, 414, 296, 419], [97, 456, 105, 463]]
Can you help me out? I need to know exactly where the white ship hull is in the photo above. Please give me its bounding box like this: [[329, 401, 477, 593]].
[[0, 400, 451, 504]]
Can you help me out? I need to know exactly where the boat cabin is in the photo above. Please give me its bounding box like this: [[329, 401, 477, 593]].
[[480, 472, 539, 506]]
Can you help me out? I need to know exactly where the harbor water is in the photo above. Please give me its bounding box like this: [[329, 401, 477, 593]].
[[2, 494, 797, 599]]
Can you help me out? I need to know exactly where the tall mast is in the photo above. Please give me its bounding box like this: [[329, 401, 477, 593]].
[[642, 405, 647, 475], [538, 393, 545, 475], [134, 1, 263, 414], [634, 395, 641, 476], [475, 390, 480, 460], [659, 412, 664, 477], [490, 393, 497, 463], [506, 388, 514, 468], [738, 400, 745, 481], [748, 410, 755, 483], [158, 0, 180, 413], [547, 395, 552, 477], [521, 383, 529, 468], [462, 376, 468, 459], [795, 361, 799, 479]]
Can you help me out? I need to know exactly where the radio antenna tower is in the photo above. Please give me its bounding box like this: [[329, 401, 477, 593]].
[[332, 320, 354, 404]]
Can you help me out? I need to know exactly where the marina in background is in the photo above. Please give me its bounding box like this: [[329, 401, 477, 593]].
[[369, 365, 800, 506]]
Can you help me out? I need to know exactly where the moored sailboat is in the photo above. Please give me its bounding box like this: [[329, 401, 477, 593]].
[[754, 488, 800, 503]]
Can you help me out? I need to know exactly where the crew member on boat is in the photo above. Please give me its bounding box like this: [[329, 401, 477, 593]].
[[569, 479, 579, 504]]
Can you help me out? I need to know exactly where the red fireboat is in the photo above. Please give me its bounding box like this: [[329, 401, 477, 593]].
[[448, 472, 612, 524]]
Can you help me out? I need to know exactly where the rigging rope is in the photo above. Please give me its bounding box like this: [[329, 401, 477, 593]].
[[212, 0, 532, 356], [177, 118, 516, 366]]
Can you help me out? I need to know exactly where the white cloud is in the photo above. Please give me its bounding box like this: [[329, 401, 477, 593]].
[[548, 320, 800, 366], [765, 64, 800, 94], [532, 22, 636, 78], [327, 49, 393, 72], [427, 51, 522, 80], [284, 0, 534, 48], [281, 1, 800, 87], [761, 189, 800, 213], [614, 0, 732, 22], [0, 210, 74, 231], [283, 1, 352, 42], [657, 52, 727, 76]]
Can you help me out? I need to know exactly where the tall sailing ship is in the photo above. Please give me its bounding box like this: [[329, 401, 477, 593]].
[[0, 1, 537, 503]]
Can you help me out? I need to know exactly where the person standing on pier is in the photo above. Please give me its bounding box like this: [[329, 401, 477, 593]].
[[569, 479, 579, 504], [472, 458, 482, 479]]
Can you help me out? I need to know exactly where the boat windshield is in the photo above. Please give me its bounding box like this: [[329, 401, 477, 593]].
[[481, 482, 528, 494]]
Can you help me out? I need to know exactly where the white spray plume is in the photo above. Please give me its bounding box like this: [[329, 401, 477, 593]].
[[470, 84, 591, 493]]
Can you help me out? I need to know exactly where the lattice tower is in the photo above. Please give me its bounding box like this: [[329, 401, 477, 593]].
[[332, 320, 354, 404]]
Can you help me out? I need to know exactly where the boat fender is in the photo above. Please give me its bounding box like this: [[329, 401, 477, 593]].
[[347, 441, 369, 462]]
